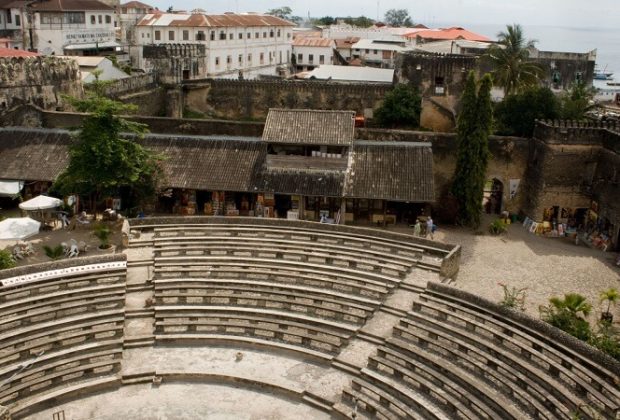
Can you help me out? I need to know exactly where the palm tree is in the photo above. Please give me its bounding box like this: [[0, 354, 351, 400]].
[[549, 293, 592, 318], [599, 288, 619, 323], [486, 24, 543, 95]]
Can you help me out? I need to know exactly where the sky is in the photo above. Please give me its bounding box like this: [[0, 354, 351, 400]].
[[147, 0, 620, 29]]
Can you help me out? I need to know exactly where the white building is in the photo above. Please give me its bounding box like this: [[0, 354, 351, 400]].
[[135, 12, 295, 78], [29, 0, 119, 56], [59, 55, 129, 82], [351, 39, 414, 68], [292, 37, 334, 71], [0, 1, 27, 50], [300, 64, 394, 84]]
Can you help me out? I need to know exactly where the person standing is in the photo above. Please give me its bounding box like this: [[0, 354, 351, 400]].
[[413, 219, 421, 237], [426, 217, 434, 240]]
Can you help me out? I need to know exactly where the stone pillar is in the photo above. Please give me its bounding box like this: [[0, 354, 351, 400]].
[[340, 199, 346, 225], [165, 87, 183, 119], [298, 195, 305, 220]]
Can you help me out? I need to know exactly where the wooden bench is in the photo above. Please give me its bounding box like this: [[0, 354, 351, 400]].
[[420, 291, 620, 407], [153, 265, 391, 300], [154, 289, 371, 326], [154, 244, 410, 278], [413, 297, 620, 416], [396, 315, 577, 418]]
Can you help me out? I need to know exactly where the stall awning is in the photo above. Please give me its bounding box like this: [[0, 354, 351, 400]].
[[63, 41, 121, 51], [0, 180, 23, 197]]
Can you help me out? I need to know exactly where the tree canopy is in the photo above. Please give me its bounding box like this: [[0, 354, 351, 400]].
[[451, 72, 493, 228], [342, 16, 374, 28], [494, 86, 560, 137], [313, 16, 335, 26], [266, 6, 301, 24], [559, 82, 596, 120], [486, 24, 543, 95], [384, 9, 413, 27], [374, 84, 421, 128], [53, 93, 163, 212]]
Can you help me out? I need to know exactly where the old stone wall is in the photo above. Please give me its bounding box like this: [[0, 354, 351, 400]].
[[100, 73, 158, 98], [143, 44, 208, 84], [0, 57, 82, 112], [182, 79, 391, 120]]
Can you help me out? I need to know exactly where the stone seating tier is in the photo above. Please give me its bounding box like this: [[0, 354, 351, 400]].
[[154, 288, 372, 326]]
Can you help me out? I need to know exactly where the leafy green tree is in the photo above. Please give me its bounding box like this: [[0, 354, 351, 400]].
[[343, 16, 374, 27], [540, 293, 593, 341], [494, 86, 560, 137], [266, 6, 301, 24], [450, 72, 493, 228], [486, 24, 543, 95], [53, 93, 163, 214], [560, 82, 596, 120], [384, 9, 413, 27], [374, 84, 421, 128], [314, 16, 335, 26]]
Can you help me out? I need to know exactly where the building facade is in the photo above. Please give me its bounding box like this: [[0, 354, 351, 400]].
[[292, 37, 335, 72], [134, 12, 295, 79]]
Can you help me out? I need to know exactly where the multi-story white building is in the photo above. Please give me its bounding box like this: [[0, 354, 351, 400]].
[[134, 12, 295, 78], [292, 37, 335, 72], [29, 0, 119, 56], [0, 1, 27, 50], [351, 39, 414, 68]]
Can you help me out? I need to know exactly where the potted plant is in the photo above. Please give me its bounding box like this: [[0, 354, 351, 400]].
[[93, 224, 112, 250], [43, 245, 65, 260], [599, 288, 619, 324]]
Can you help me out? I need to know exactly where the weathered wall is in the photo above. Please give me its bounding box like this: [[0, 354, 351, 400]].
[[143, 44, 208, 84], [118, 87, 167, 117], [182, 79, 391, 120], [0, 57, 82, 112]]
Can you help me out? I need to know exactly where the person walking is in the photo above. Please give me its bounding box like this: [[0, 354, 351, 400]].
[[413, 219, 421, 237], [426, 217, 434, 240]]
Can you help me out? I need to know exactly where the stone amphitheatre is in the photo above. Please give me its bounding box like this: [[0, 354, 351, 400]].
[[0, 216, 618, 420]]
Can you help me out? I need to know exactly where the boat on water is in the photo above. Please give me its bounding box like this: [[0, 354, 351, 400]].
[[594, 65, 614, 80]]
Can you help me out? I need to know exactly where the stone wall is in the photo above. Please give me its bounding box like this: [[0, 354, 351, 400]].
[[143, 44, 208, 84], [0, 57, 82, 112], [182, 79, 391, 120], [100, 73, 158, 98]]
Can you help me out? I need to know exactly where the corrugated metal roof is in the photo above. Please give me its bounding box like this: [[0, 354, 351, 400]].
[[292, 37, 334, 48], [29, 0, 113, 11], [136, 12, 295, 27], [262, 109, 355, 146], [351, 39, 413, 52]]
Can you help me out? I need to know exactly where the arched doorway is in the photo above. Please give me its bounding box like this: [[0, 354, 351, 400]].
[[483, 178, 503, 214]]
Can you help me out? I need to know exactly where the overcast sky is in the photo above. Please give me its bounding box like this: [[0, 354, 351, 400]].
[[148, 0, 620, 29]]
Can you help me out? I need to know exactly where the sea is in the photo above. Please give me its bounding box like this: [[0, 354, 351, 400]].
[[441, 23, 620, 88]]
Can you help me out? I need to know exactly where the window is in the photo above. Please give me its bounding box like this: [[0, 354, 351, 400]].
[[141, 32, 144, 38], [229, 33, 233, 40], [279, 51, 282, 63], [147, 33, 150, 38], [277, 29, 281, 37], [269, 30, 274, 37], [287, 32, 291, 39], [319, 55, 324, 64], [263, 32, 266, 38], [154, 30, 161, 41], [238, 54, 243, 64], [197, 31, 205, 41], [373, 49, 377, 54], [6, 10, 11, 24], [434, 76, 445, 95], [90, 15, 95, 24], [247, 53, 251, 63], [215, 57, 220, 66], [308, 54, 313, 63], [365, 49, 369, 54], [168, 31, 174, 41], [14, 14, 20, 26], [260, 52, 264, 64], [210, 31, 215, 41], [219, 31, 225, 40], [298, 53, 302, 61], [255, 32, 259, 38], [183, 30, 189, 40], [247, 32, 250, 39], [105, 15, 111, 24], [226, 55, 231, 64], [98, 15, 102, 24], [238, 33, 242, 39]]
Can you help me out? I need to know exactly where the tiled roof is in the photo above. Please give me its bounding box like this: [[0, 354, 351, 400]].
[[120, 0, 153, 9], [136, 12, 295, 27], [257, 170, 344, 197], [262, 109, 355, 146], [292, 37, 334, 47], [29, 0, 112, 11], [0, 48, 39, 57], [334, 37, 360, 49], [406, 27, 491, 42], [344, 141, 435, 202]]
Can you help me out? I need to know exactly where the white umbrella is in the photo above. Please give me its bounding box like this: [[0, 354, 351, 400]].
[[19, 195, 63, 211], [0, 217, 41, 240]]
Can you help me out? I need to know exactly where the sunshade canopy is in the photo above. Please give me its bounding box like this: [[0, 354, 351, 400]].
[[19, 195, 63, 211], [0, 217, 41, 240]]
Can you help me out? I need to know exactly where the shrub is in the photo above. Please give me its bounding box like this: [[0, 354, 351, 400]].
[[93, 224, 112, 249], [599, 288, 619, 324], [43, 245, 65, 260], [489, 218, 508, 235], [0, 249, 15, 270], [589, 324, 620, 362], [498, 283, 527, 311], [540, 293, 592, 341]]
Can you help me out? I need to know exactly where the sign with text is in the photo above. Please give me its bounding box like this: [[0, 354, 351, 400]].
[[63, 29, 114, 44]]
